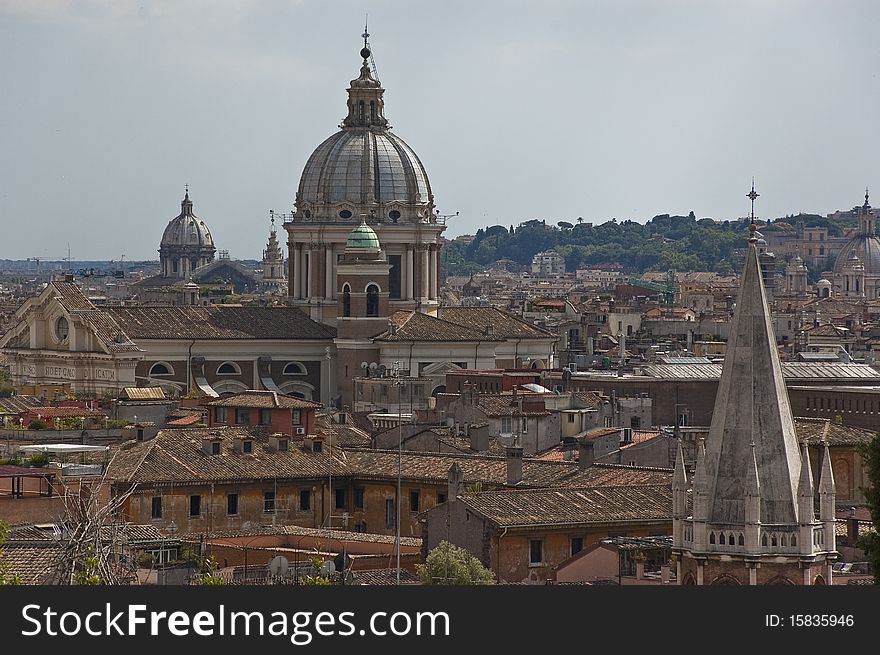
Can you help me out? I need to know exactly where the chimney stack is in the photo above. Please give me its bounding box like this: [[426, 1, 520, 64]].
[[578, 437, 594, 471], [506, 437, 523, 486], [448, 463, 464, 500], [469, 423, 489, 452]]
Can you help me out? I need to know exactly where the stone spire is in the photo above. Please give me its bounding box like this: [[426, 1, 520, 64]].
[[704, 186, 802, 527], [797, 440, 815, 522], [672, 439, 688, 548]]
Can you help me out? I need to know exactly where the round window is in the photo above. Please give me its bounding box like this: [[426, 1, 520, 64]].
[[304, 209, 311, 218], [389, 210, 401, 222], [339, 210, 353, 219], [56, 316, 69, 341]]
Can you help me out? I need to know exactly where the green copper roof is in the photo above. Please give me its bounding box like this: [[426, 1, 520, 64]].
[[346, 219, 381, 250]]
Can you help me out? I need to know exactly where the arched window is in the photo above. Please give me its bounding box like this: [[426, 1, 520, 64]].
[[709, 532, 716, 545], [366, 284, 379, 317], [342, 284, 351, 317], [738, 533, 744, 546], [283, 362, 307, 376], [791, 534, 797, 547], [149, 362, 173, 376], [761, 533, 768, 547], [781, 534, 788, 547], [55, 316, 69, 342], [217, 361, 241, 375], [771, 534, 778, 547]]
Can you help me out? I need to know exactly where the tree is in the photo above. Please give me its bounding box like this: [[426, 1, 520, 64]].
[[857, 435, 880, 584], [0, 368, 14, 397], [416, 540, 495, 585]]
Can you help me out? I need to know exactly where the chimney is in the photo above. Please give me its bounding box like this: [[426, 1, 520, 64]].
[[578, 437, 594, 471], [469, 423, 489, 452], [506, 438, 523, 486], [448, 463, 464, 500], [847, 508, 859, 545]]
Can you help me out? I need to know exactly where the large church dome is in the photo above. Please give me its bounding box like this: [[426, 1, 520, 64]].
[[293, 48, 435, 224]]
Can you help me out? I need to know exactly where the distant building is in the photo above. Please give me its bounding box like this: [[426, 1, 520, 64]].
[[530, 250, 565, 277]]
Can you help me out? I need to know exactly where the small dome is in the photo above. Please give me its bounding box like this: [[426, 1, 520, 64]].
[[161, 192, 214, 249], [817, 278, 832, 285], [346, 219, 381, 251]]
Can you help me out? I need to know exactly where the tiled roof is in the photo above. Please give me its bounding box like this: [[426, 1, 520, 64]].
[[26, 406, 108, 419], [0, 544, 64, 584], [793, 417, 877, 446], [375, 311, 495, 342], [106, 427, 346, 485], [196, 525, 421, 548], [439, 307, 555, 339], [76, 309, 141, 353], [105, 428, 673, 490], [105, 306, 336, 340], [121, 387, 166, 400], [342, 450, 673, 488], [476, 394, 550, 417], [51, 281, 94, 312], [208, 391, 321, 409], [458, 485, 673, 527], [351, 569, 421, 585], [0, 395, 43, 414], [166, 414, 203, 426]]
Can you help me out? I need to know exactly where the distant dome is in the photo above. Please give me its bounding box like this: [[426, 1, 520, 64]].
[[346, 219, 381, 251], [834, 236, 880, 275], [817, 278, 832, 285], [161, 192, 214, 249]]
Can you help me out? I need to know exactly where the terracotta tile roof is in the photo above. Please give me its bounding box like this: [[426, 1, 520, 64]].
[[26, 406, 108, 419], [458, 485, 673, 527], [104, 306, 336, 340], [351, 569, 421, 585], [207, 391, 321, 409], [106, 427, 346, 485], [166, 414, 203, 427], [0, 544, 64, 584], [439, 306, 555, 338], [51, 281, 95, 312], [794, 417, 877, 446], [76, 309, 141, 353], [375, 311, 496, 342], [0, 395, 43, 414], [476, 394, 550, 417], [342, 450, 673, 488], [196, 525, 421, 548]]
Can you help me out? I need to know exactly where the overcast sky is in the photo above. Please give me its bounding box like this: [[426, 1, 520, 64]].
[[2, 0, 878, 261]]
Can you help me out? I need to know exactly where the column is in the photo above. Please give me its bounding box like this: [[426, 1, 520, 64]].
[[406, 247, 415, 300], [306, 249, 313, 299], [292, 246, 302, 299], [325, 245, 334, 299], [420, 247, 429, 299], [428, 246, 437, 300]]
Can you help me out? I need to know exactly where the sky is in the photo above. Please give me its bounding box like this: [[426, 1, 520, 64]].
[[1, 0, 879, 261]]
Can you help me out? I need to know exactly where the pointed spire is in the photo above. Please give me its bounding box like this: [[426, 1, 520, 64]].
[[797, 440, 814, 498], [673, 439, 688, 490], [747, 178, 759, 229], [693, 437, 708, 522], [703, 183, 802, 527], [818, 440, 835, 495], [745, 441, 760, 495]]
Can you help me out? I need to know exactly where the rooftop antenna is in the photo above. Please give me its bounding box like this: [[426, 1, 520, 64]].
[[362, 16, 379, 81]]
